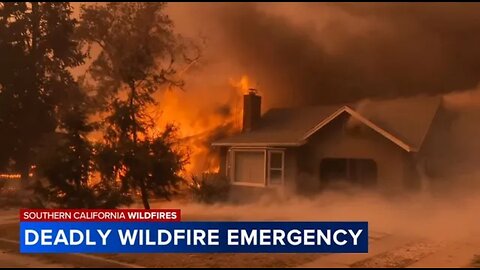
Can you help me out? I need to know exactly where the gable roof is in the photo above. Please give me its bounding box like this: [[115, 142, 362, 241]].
[[212, 95, 442, 152]]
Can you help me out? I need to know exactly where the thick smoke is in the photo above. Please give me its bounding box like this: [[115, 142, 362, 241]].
[[152, 188, 480, 243], [166, 2, 480, 178], [168, 3, 480, 108]]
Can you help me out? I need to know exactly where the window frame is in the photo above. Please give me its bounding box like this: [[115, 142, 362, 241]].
[[229, 148, 267, 187], [267, 150, 285, 186], [228, 147, 285, 187]]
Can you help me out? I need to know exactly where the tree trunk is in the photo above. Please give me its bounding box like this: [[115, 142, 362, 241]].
[[129, 81, 150, 209], [22, 2, 39, 190], [140, 181, 150, 209], [23, 2, 39, 189]]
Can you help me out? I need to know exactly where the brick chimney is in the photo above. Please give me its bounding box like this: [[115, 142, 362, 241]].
[[242, 89, 261, 132]]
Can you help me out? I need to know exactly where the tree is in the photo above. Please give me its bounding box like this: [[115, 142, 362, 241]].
[[33, 86, 95, 208], [33, 81, 133, 209], [78, 3, 194, 209], [0, 2, 85, 183]]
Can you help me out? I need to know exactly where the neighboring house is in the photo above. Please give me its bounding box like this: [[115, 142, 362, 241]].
[[212, 90, 451, 196]]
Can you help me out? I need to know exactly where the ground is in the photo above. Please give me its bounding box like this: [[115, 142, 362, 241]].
[[0, 192, 479, 268]]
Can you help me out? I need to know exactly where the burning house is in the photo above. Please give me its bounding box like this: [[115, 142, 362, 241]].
[[212, 90, 451, 196]]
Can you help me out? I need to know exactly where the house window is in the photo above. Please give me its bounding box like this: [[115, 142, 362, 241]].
[[232, 150, 265, 185], [229, 148, 285, 187], [268, 151, 284, 185]]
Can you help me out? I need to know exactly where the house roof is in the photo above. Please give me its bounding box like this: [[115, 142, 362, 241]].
[[212, 95, 442, 152]]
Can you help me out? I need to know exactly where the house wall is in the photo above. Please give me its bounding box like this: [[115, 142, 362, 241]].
[[283, 148, 298, 194], [415, 101, 460, 191], [218, 147, 228, 177], [417, 102, 451, 176], [296, 113, 418, 194]]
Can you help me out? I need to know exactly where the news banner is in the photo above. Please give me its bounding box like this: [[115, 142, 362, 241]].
[[20, 209, 368, 253]]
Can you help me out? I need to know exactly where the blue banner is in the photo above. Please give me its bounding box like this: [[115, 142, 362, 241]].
[[20, 221, 368, 253]]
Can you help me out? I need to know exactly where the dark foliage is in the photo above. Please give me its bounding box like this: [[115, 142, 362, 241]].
[[190, 173, 230, 204], [0, 2, 85, 182]]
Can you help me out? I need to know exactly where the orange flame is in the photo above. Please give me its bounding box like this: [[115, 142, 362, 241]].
[[149, 75, 251, 177], [0, 174, 21, 179], [86, 76, 252, 179], [233, 75, 251, 94]]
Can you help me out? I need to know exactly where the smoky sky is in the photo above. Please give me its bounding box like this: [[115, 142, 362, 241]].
[[168, 3, 480, 107]]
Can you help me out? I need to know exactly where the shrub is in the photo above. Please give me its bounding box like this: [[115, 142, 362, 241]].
[[189, 173, 230, 204], [0, 179, 28, 208]]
